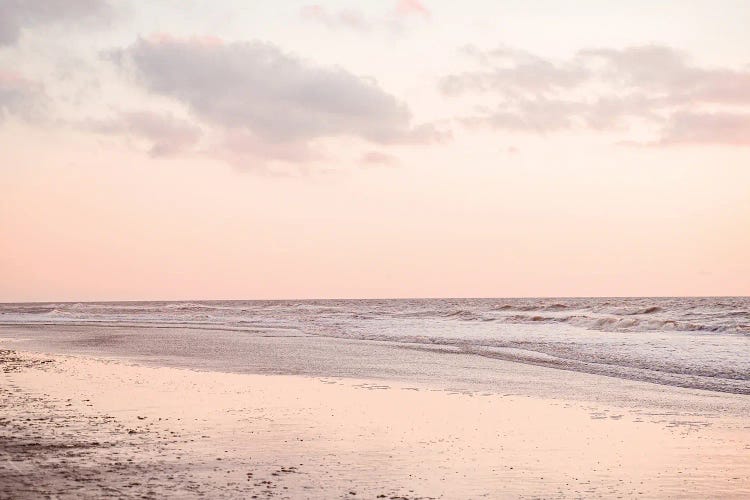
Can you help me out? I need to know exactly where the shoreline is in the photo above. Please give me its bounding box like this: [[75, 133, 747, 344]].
[[2, 347, 750, 498], [3, 324, 749, 411]]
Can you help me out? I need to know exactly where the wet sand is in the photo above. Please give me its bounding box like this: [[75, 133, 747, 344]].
[[1, 348, 749, 499]]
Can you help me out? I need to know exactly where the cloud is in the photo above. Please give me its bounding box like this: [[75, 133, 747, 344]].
[[0, 71, 46, 121], [581, 45, 750, 105], [441, 45, 588, 95], [300, 1, 429, 33], [361, 150, 399, 166], [394, 0, 430, 18], [86, 111, 202, 157], [442, 44, 750, 146], [659, 111, 750, 146], [463, 98, 577, 133], [0, 0, 115, 46], [207, 129, 326, 173], [300, 5, 371, 31], [580, 45, 692, 89], [110, 36, 443, 168]]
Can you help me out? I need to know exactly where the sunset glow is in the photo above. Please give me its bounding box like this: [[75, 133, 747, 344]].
[[2, 1, 749, 301]]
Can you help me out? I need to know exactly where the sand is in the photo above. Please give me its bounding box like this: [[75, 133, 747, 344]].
[[1, 348, 749, 499]]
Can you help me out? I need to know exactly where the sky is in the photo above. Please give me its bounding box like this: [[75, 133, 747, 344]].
[[1, 0, 749, 301]]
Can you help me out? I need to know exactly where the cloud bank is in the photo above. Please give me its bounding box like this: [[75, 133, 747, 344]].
[[110, 36, 442, 168], [361, 150, 399, 166], [300, 0, 430, 33], [86, 111, 202, 157], [0, 0, 115, 46], [0, 71, 45, 121], [300, 5, 371, 31], [443, 44, 750, 146]]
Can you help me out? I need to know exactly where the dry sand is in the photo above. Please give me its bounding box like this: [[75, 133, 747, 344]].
[[1, 348, 749, 499]]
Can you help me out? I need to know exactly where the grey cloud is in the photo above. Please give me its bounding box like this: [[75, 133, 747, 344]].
[[0, 72, 45, 121], [87, 111, 202, 156], [580, 45, 693, 89], [300, 1, 429, 35], [300, 5, 371, 31], [106, 36, 444, 170], [582, 45, 750, 105], [213, 130, 324, 171], [361, 150, 399, 166], [115, 37, 440, 147], [660, 111, 750, 146], [443, 44, 750, 145], [464, 98, 577, 133], [462, 94, 663, 134], [0, 0, 115, 46], [441, 46, 588, 95], [581, 95, 664, 130]]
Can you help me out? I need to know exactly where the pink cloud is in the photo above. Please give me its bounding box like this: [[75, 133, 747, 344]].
[[361, 150, 399, 167], [302, 2, 429, 32], [146, 33, 223, 46], [659, 111, 750, 146], [212, 130, 325, 172], [0, 71, 45, 121], [0, 70, 27, 84], [300, 5, 370, 31], [86, 111, 202, 157], [394, 0, 430, 18], [443, 43, 750, 146], [300, 4, 326, 20]]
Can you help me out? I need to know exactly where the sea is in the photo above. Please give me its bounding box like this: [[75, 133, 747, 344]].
[[1, 297, 748, 396]]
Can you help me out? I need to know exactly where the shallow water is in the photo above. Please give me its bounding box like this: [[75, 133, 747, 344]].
[[1, 297, 748, 394]]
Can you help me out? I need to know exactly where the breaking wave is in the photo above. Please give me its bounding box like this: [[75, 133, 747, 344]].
[[1, 297, 749, 394]]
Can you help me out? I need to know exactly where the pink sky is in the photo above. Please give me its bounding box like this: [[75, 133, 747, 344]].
[[1, 1, 749, 301]]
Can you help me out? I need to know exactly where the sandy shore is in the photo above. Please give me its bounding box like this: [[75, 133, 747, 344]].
[[1, 348, 749, 499]]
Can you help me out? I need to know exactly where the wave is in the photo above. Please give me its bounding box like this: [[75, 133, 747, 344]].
[[493, 303, 570, 312], [391, 309, 487, 321], [491, 312, 749, 334], [2, 297, 749, 395], [2, 298, 749, 336], [443, 310, 486, 321], [299, 329, 750, 393], [631, 306, 663, 315]]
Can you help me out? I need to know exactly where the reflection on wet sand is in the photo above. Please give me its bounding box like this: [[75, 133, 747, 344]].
[[2, 349, 749, 498]]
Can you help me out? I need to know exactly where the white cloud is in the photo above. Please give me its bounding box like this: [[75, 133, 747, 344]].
[[0, 0, 115, 46]]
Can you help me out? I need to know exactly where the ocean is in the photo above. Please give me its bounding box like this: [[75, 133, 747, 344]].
[[1, 297, 748, 395]]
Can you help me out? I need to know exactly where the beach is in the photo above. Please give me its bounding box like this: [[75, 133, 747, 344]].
[[4, 1, 750, 496], [2, 335, 749, 499]]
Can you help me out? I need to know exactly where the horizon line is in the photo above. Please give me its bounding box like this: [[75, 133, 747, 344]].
[[2, 294, 748, 305]]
